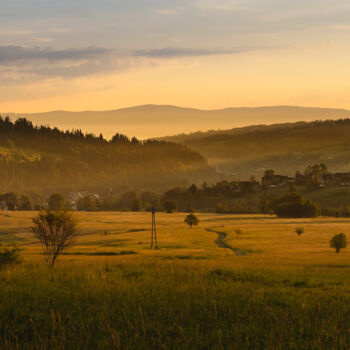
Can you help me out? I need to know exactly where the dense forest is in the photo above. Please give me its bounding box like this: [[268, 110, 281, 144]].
[[161, 119, 350, 178], [0, 116, 213, 194]]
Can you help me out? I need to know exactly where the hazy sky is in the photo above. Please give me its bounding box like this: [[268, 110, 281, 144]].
[[1, 0, 350, 112]]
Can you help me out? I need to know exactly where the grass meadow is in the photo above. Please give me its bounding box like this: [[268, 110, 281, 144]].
[[0, 211, 350, 349]]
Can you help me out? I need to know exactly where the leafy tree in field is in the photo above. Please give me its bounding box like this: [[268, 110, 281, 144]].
[[48, 193, 65, 211], [32, 210, 78, 267], [271, 193, 320, 218], [295, 227, 304, 236], [163, 200, 177, 213], [330, 233, 347, 253], [184, 214, 199, 228]]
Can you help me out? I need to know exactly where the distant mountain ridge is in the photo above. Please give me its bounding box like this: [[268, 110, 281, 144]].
[[3, 105, 350, 139]]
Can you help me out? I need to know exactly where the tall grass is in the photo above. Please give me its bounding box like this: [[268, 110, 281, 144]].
[[0, 262, 349, 349]]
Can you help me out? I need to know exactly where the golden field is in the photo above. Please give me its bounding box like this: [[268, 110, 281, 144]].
[[1, 211, 350, 349], [1, 211, 350, 268]]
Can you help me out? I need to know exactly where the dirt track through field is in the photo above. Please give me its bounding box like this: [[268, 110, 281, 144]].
[[206, 228, 246, 256]]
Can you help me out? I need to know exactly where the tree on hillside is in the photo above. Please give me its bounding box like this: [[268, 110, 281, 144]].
[[330, 233, 347, 253], [48, 193, 65, 211], [304, 163, 328, 189], [32, 211, 78, 267], [163, 200, 177, 213], [184, 214, 199, 228]]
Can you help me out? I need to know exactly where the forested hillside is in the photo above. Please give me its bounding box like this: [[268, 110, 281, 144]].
[[162, 119, 350, 178], [0, 117, 212, 194]]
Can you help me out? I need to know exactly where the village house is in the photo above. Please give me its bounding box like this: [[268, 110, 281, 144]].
[[333, 173, 350, 186], [261, 170, 294, 188]]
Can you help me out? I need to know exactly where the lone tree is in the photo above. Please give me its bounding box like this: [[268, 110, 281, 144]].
[[295, 227, 304, 236], [184, 214, 199, 228], [330, 233, 347, 253], [32, 210, 78, 267]]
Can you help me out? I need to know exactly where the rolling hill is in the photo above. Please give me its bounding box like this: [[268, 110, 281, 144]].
[[4, 105, 350, 140], [161, 119, 350, 179], [0, 117, 212, 194]]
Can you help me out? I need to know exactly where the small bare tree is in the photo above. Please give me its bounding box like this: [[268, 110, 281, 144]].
[[32, 210, 78, 267]]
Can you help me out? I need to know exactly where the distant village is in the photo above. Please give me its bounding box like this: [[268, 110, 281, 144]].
[[1, 165, 350, 212], [261, 168, 350, 188]]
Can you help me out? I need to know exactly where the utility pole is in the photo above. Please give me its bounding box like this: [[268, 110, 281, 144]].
[[151, 207, 158, 249]]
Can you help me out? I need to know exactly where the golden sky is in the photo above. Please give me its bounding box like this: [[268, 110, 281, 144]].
[[1, 1, 350, 113]]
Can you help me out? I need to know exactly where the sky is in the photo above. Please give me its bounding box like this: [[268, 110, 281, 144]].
[[1, 0, 350, 112]]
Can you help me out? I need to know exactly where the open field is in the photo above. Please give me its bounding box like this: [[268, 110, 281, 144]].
[[1, 212, 350, 349]]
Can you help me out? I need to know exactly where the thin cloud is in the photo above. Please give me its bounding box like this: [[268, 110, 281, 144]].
[[133, 47, 255, 58], [0, 46, 113, 63], [0, 44, 276, 83], [0, 45, 134, 83]]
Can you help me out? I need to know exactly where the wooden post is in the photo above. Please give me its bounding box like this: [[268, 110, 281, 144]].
[[151, 207, 158, 249]]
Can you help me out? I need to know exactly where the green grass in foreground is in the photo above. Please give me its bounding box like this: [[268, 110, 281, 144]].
[[0, 262, 350, 350], [1, 212, 350, 349]]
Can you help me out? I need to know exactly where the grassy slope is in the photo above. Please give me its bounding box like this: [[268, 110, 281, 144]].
[[1, 212, 350, 349], [162, 119, 350, 178]]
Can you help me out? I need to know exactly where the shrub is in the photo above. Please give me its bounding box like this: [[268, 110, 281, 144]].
[[330, 233, 347, 253], [295, 227, 304, 236], [0, 245, 20, 269]]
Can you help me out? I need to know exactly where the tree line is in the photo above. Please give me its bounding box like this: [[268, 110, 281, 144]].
[[0, 116, 212, 194]]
